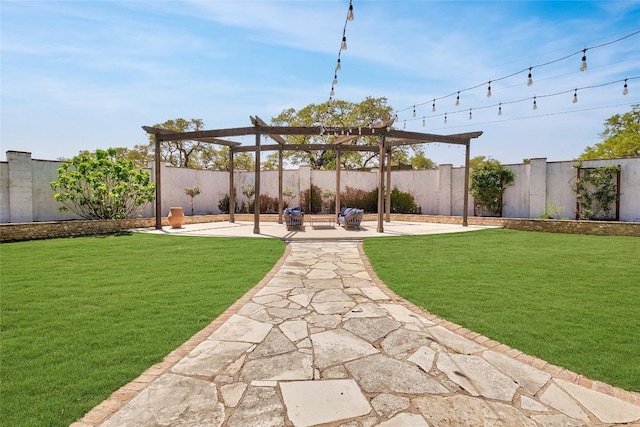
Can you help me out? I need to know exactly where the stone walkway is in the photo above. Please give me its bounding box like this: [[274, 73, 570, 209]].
[[75, 241, 640, 427]]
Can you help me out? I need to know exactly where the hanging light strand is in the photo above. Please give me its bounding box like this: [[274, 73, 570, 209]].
[[396, 29, 640, 115], [328, 0, 355, 102], [400, 77, 638, 126]]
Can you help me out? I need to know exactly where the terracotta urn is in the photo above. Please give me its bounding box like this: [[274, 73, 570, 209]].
[[168, 207, 185, 229]]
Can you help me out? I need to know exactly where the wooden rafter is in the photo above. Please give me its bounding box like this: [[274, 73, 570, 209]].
[[143, 120, 482, 233]]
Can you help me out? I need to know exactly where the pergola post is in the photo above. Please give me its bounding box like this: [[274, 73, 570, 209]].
[[385, 147, 392, 223], [254, 131, 261, 234], [278, 147, 283, 224], [377, 134, 386, 233], [463, 141, 471, 227], [229, 149, 235, 223], [335, 148, 341, 217], [154, 135, 162, 230]]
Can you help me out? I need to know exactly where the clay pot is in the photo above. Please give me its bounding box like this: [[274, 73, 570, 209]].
[[168, 207, 185, 228]]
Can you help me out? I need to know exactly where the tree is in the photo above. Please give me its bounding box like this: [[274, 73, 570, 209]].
[[470, 158, 515, 216], [201, 146, 255, 171], [271, 97, 403, 170], [579, 104, 640, 159], [51, 148, 155, 220], [469, 155, 486, 169], [77, 147, 151, 169], [410, 148, 437, 169], [140, 118, 206, 168]]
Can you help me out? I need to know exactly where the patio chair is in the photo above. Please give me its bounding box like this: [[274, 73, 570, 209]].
[[338, 207, 364, 229], [283, 207, 304, 231]]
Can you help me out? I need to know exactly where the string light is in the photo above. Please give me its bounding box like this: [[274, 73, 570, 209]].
[[486, 81, 492, 98], [468, 108, 473, 120], [403, 120, 406, 129], [399, 77, 638, 128], [573, 89, 578, 103], [412, 106, 416, 118], [394, 30, 639, 117], [580, 49, 588, 71], [326, 1, 355, 101], [623, 79, 628, 95], [422, 116, 426, 126], [432, 99, 436, 112]]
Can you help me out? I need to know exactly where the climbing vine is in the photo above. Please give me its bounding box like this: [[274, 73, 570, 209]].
[[573, 164, 620, 220]]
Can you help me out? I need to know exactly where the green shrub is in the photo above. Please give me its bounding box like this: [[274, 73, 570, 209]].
[[301, 185, 322, 214], [470, 159, 515, 216]]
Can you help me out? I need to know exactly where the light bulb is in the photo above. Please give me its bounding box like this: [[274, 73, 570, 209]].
[[403, 120, 406, 129], [533, 97, 537, 110], [422, 117, 425, 126], [527, 67, 533, 87], [432, 100, 436, 112], [580, 49, 587, 71], [330, 87, 334, 97], [444, 113, 448, 124], [347, 3, 354, 21], [455, 91, 460, 106], [498, 103, 502, 116], [336, 58, 341, 71], [573, 89, 578, 103], [487, 81, 492, 98], [341, 36, 347, 50], [333, 75, 338, 85], [468, 109, 472, 120], [413, 106, 416, 118], [623, 79, 628, 95]]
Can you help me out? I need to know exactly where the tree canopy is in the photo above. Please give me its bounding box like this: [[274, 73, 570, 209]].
[[579, 104, 640, 160], [51, 148, 155, 219], [271, 97, 435, 170]]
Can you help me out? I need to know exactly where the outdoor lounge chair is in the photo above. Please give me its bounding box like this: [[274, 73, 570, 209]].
[[338, 207, 364, 229], [283, 207, 304, 230]]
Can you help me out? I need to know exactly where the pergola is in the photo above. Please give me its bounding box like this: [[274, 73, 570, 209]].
[[143, 118, 482, 234]]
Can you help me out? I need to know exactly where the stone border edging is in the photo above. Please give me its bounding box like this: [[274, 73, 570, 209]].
[[357, 241, 640, 408], [70, 242, 292, 427], [3, 214, 639, 243]]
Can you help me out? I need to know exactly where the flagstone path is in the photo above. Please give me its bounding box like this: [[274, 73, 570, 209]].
[[75, 241, 640, 427]]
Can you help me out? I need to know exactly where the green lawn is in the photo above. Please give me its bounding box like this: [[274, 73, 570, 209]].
[[363, 228, 640, 392], [0, 234, 285, 427]]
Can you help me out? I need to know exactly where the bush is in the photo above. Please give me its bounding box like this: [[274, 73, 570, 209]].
[[339, 187, 377, 212], [301, 185, 322, 214], [390, 188, 422, 214], [337, 187, 420, 214], [217, 193, 239, 214], [470, 159, 515, 216], [50, 148, 155, 220]]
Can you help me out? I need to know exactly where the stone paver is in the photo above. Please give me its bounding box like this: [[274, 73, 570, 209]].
[[82, 240, 640, 427]]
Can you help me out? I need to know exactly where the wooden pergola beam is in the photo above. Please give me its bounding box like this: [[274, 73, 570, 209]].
[[386, 129, 483, 145], [142, 122, 482, 232], [232, 143, 379, 153], [251, 116, 288, 145]]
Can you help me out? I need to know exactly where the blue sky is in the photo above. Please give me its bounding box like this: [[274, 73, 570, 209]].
[[1, 0, 639, 166]]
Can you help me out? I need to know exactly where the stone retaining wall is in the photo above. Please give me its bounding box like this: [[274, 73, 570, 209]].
[[1, 215, 638, 243]]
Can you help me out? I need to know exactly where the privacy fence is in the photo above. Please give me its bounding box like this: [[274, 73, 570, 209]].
[[2, 151, 639, 224]]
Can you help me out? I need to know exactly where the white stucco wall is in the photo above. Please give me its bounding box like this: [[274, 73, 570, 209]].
[[2, 150, 639, 223]]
